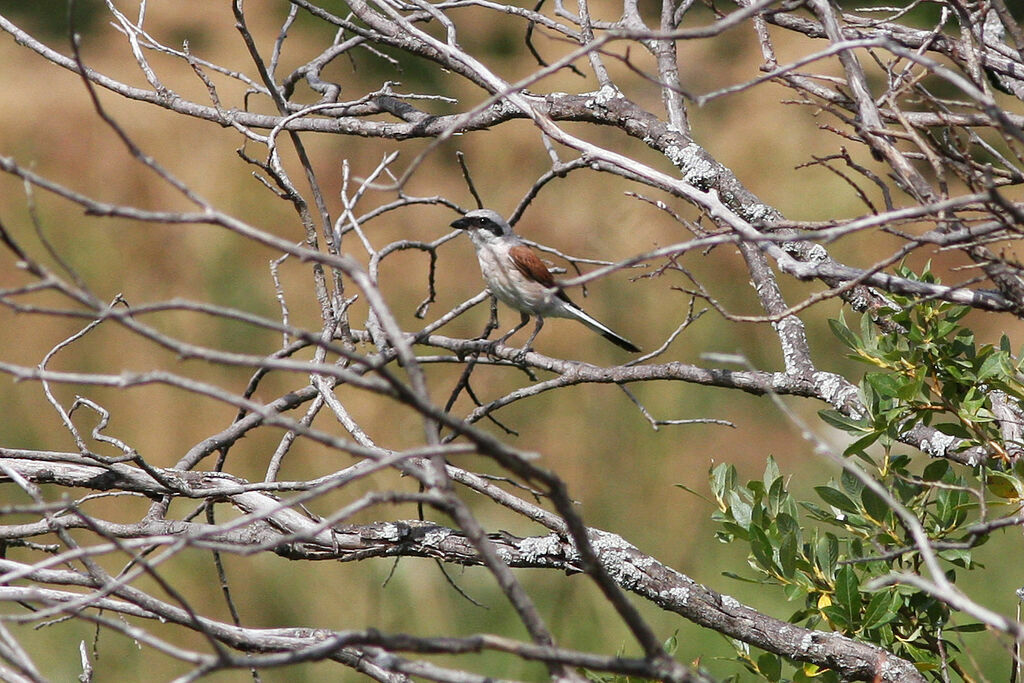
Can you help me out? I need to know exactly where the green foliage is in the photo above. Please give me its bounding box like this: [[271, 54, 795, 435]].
[[823, 263, 1024, 462], [708, 455, 987, 680], [703, 266, 1024, 680]]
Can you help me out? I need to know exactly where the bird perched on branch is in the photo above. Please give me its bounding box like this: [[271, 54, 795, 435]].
[[451, 209, 639, 354]]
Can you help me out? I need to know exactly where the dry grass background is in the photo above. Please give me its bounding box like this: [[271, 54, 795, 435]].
[[1, 2, 1023, 680]]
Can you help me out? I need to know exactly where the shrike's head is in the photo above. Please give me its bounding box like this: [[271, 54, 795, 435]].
[[450, 209, 514, 246]]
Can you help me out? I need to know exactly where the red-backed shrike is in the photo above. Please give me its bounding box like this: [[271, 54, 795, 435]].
[[451, 209, 639, 353]]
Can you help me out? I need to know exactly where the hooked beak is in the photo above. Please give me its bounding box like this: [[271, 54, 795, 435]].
[[450, 217, 471, 230]]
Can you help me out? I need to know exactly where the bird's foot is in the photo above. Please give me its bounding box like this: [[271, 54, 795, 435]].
[[472, 337, 503, 360], [512, 345, 533, 364]]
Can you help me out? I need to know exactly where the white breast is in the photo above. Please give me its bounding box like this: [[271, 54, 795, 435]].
[[475, 243, 564, 317]]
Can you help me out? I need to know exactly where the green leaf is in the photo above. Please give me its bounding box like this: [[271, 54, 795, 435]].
[[718, 521, 749, 542], [933, 422, 970, 438], [779, 529, 798, 579], [862, 591, 899, 631], [787, 569, 816, 593], [815, 486, 859, 514], [977, 352, 1005, 381], [674, 483, 713, 504], [763, 455, 780, 488], [800, 501, 832, 521], [775, 512, 801, 544], [822, 605, 850, 631], [843, 431, 881, 457], [756, 652, 782, 682], [945, 622, 987, 633], [829, 318, 862, 350], [831, 565, 862, 630], [865, 372, 903, 399], [749, 524, 777, 574], [784, 582, 807, 601], [815, 534, 839, 583], [935, 487, 969, 528], [818, 409, 870, 433], [861, 487, 890, 523], [768, 477, 788, 517], [937, 547, 973, 567], [710, 463, 737, 504], [839, 468, 863, 497], [922, 460, 950, 481], [935, 319, 957, 339], [945, 304, 971, 323], [728, 490, 753, 529], [987, 472, 1024, 500]]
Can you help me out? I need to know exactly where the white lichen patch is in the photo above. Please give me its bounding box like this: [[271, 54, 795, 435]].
[[422, 527, 453, 546], [743, 202, 772, 222], [518, 534, 566, 563], [804, 244, 828, 263], [775, 326, 808, 371], [666, 143, 717, 186], [587, 531, 648, 587], [720, 594, 741, 610], [588, 529, 637, 553], [665, 585, 690, 605], [917, 430, 957, 458], [847, 291, 871, 309], [813, 371, 864, 416], [592, 84, 620, 105], [607, 556, 645, 589]]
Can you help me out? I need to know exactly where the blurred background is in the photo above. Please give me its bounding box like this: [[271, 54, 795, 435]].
[[1, 1, 1023, 680]]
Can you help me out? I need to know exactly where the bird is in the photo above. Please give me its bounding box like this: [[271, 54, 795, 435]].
[[450, 208, 640, 354]]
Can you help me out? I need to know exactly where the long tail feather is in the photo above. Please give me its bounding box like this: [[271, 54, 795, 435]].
[[566, 305, 640, 352]]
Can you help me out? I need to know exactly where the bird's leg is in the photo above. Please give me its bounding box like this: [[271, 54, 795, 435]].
[[496, 312, 531, 346], [514, 315, 544, 362], [480, 312, 530, 359]]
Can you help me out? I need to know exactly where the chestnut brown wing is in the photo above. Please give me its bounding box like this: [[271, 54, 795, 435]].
[[507, 245, 575, 304]]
